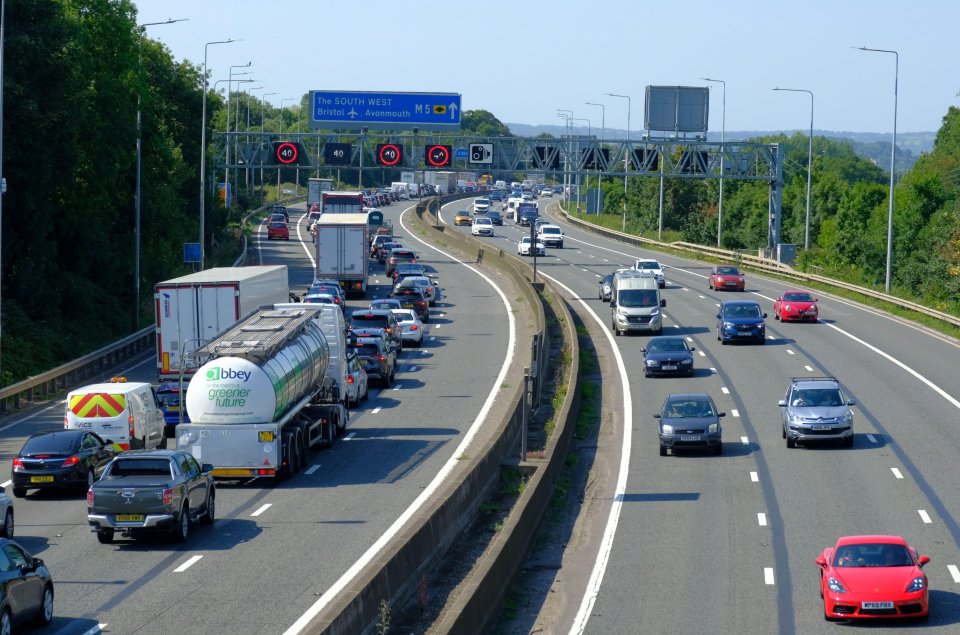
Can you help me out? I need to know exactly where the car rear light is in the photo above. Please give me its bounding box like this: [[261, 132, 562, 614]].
[[417, 301, 426, 308], [129, 414, 135, 439], [64, 414, 69, 428], [162, 488, 174, 505], [427, 287, 433, 293], [62, 456, 80, 467], [386, 327, 393, 333], [347, 375, 355, 384], [87, 488, 94, 506], [256, 468, 275, 476], [377, 354, 386, 361], [410, 325, 418, 331], [12, 458, 24, 471]]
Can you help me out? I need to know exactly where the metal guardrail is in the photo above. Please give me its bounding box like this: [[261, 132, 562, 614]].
[[0, 196, 310, 415], [557, 206, 960, 330], [234, 195, 307, 265]]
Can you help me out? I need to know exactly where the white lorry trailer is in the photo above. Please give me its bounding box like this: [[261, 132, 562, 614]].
[[307, 178, 334, 208], [314, 213, 369, 297], [155, 266, 290, 380], [178, 304, 349, 478]]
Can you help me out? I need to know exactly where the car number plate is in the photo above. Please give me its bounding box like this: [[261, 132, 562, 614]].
[[662, 365, 677, 371], [115, 514, 144, 522], [31, 476, 54, 483], [680, 435, 701, 441], [813, 425, 832, 431], [861, 601, 894, 609]]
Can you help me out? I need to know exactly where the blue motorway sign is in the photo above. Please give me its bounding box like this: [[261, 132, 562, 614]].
[[455, 147, 468, 159], [308, 91, 462, 131]]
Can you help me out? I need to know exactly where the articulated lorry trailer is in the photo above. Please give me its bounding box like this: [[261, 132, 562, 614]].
[[155, 266, 290, 380], [178, 304, 349, 479], [314, 213, 369, 297]]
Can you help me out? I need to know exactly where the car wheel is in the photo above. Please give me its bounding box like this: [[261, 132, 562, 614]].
[[35, 584, 54, 625], [11, 487, 25, 499], [708, 280, 713, 290], [201, 492, 215, 526], [141, 435, 147, 450], [1, 608, 10, 635], [781, 426, 786, 439], [774, 310, 780, 321], [96, 529, 114, 544], [758, 337, 766, 345], [173, 504, 190, 543], [1, 508, 12, 539], [659, 445, 667, 457], [786, 436, 796, 449], [714, 442, 723, 456]]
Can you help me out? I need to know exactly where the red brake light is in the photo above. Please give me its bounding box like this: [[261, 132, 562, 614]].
[[62, 456, 80, 467], [87, 488, 94, 506], [163, 488, 174, 505], [377, 354, 386, 361], [386, 327, 393, 333], [410, 324, 418, 331], [347, 375, 355, 384], [128, 413, 135, 438], [12, 458, 24, 471]]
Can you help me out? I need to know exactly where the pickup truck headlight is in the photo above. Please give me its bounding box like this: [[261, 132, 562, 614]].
[[650, 309, 660, 317], [660, 424, 673, 434], [708, 423, 719, 433]]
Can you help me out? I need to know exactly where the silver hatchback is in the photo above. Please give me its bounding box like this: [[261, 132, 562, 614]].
[[779, 377, 855, 448]]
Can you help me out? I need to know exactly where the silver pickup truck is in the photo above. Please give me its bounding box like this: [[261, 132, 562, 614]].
[[87, 450, 215, 544]]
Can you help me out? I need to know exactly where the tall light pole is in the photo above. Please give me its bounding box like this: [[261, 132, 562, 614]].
[[278, 98, 295, 199], [245, 86, 264, 195], [856, 46, 899, 294], [224, 62, 252, 210], [607, 93, 631, 230], [261, 92, 276, 200], [571, 118, 591, 211], [586, 102, 606, 215], [557, 109, 573, 204], [0, 0, 6, 367], [772, 87, 814, 250], [199, 38, 237, 271], [133, 18, 187, 331], [701, 77, 726, 247]]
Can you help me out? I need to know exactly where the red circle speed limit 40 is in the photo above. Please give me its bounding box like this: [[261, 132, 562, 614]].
[[425, 144, 452, 167], [377, 143, 403, 166], [275, 142, 299, 164]]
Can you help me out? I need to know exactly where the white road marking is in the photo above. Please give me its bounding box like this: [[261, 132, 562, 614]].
[[697, 351, 705, 357], [602, 258, 609, 262], [767, 334, 775, 339], [758, 513, 767, 526], [804, 365, 814, 372], [594, 273, 601, 278], [343, 432, 356, 441], [409, 366, 418, 372], [867, 434, 878, 443], [721, 387, 729, 394], [685, 336, 693, 342], [918, 510, 932, 524], [251, 504, 272, 517], [891, 468, 904, 479], [731, 409, 740, 417], [750, 471, 759, 482], [392, 384, 401, 391], [0, 480, 9, 488], [741, 436, 748, 445], [286, 204, 519, 635], [581, 268, 590, 272], [698, 294, 706, 299], [710, 367, 717, 374], [764, 568, 775, 585], [786, 349, 795, 355], [81, 624, 108, 635], [304, 464, 321, 475], [948, 564, 960, 583], [174, 555, 203, 572], [372, 407, 382, 414]]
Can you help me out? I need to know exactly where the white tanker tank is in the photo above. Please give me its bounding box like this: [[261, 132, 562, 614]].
[[178, 305, 347, 479]]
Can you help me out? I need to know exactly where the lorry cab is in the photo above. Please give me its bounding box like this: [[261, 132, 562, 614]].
[[610, 271, 666, 336], [66, 378, 166, 450]]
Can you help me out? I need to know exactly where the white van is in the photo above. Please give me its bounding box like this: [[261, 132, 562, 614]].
[[610, 271, 665, 336], [65, 379, 166, 450]]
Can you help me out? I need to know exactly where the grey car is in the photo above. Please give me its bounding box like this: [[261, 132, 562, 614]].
[[779, 377, 855, 448], [656, 393, 725, 456], [598, 273, 614, 301]]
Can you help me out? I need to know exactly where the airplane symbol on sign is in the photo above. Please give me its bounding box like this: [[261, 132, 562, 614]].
[[347, 108, 358, 119]]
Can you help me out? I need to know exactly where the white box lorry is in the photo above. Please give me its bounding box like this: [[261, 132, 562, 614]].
[[307, 178, 334, 208], [314, 213, 369, 297], [155, 266, 290, 380], [178, 304, 349, 478]]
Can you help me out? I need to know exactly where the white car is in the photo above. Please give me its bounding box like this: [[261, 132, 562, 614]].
[[517, 236, 546, 257], [634, 258, 666, 288], [540, 188, 553, 197], [345, 353, 368, 407], [391, 309, 425, 347], [472, 216, 494, 236]]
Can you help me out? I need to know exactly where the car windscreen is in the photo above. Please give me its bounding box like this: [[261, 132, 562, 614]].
[[716, 267, 739, 275], [783, 292, 813, 302], [637, 261, 660, 270], [832, 543, 912, 567], [22, 432, 81, 454], [351, 315, 388, 328], [618, 289, 658, 308], [792, 388, 844, 407], [664, 399, 715, 418], [724, 304, 761, 318], [647, 339, 686, 353]]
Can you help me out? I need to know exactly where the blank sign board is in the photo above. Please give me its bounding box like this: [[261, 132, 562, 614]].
[[644, 86, 710, 134]]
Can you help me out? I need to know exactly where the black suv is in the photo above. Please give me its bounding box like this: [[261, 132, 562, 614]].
[[390, 286, 430, 322], [385, 249, 417, 276], [352, 336, 396, 387], [349, 310, 402, 353]]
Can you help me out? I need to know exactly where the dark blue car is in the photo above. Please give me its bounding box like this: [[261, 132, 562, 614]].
[[156, 382, 190, 436], [716, 300, 767, 344], [641, 336, 696, 377]]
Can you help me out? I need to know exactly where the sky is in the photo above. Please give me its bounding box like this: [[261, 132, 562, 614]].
[[136, 0, 960, 136]]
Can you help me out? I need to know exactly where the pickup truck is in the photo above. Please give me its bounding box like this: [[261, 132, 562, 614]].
[[87, 450, 215, 544]]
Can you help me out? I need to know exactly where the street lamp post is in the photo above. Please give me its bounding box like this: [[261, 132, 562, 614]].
[[856, 46, 899, 294], [586, 102, 606, 215], [571, 118, 591, 211], [607, 93, 631, 231], [701, 77, 726, 247], [245, 86, 264, 194], [199, 38, 237, 271], [277, 98, 295, 199], [260, 92, 276, 202], [224, 62, 252, 210], [557, 109, 573, 204], [134, 18, 186, 330], [1, 0, 6, 367], [772, 87, 814, 250]]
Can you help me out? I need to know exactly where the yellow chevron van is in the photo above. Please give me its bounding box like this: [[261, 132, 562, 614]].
[[65, 378, 166, 450]]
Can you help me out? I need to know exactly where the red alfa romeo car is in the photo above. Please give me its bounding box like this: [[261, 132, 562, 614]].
[[817, 535, 930, 621], [774, 289, 819, 322], [708, 265, 745, 291]]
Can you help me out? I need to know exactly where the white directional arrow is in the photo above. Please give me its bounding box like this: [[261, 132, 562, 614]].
[[448, 102, 458, 120], [347, 108, 358, 119]]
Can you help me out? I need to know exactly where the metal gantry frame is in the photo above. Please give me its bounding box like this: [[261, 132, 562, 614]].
[[211, 132, 786, 249]]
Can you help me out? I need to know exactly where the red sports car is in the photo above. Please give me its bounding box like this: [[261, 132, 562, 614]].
[[817, 535, 930, 621], [708, 265, 745, 291], [267, 220, 289, 241], [774, 290, 819, 321]]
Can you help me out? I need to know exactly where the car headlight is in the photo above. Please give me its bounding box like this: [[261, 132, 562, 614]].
[[788, 413, 805, 425], [708, 423, 718, 433], [645, 359, 658, 367], [906, 576, 926, 593], [723, 322, 735, 329], [618, 308, 630, 317], [650, 309, 660, 317], [784, 304, 792, 312], [661, 424, 673, 434], [680, 358, 692, 365], [827, 577, 846, 594]]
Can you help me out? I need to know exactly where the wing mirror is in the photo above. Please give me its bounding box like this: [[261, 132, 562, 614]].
[[815, 556, 828, 568], [918, 555, 931, 567], [610, 300, 617, 308]]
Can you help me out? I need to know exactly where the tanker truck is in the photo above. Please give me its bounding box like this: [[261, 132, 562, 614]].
[[177, 303, 349, 479]]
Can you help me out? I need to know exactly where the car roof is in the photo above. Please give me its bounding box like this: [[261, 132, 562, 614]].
[[115, 449, 180, 458], [790, 377, 840, 389], [721, 300, 760, 307], [835, 535, 907, 546], [26, 429, 85, 441]]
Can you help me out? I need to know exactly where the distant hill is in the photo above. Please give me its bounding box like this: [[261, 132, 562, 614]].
[[506, 123, 935, 173]]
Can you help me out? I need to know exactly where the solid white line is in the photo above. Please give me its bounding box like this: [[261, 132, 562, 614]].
[[81, 624, 108, 635], [343, 432, 356, 441], [867, 434, 878, 443], [948, 564, 960, 583], [372, 407, 382, 414], [721, 387, 729, 394], [731, 409, 740, 417], [804, 365, 814, 372], [285, 204, 519, 635], [764, 568, 775, 585], [251, 504, 272, 517], [0, 480, 9, 488], [758, 513, 767, 527], [173, 555, 203, 573], [918, 510, 932, 524], [786, 350, 795, 355], [741, 436, 748, 445], [750, 471, 759, 482], [304, 464, 321, 475], [891, 468, 904, 479]]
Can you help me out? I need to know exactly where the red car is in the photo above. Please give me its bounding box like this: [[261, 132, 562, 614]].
[[708, 265, 745, 291], [267, 220, 289, 240], [774, 290, 819, 322], [817, 535, 930, 621]]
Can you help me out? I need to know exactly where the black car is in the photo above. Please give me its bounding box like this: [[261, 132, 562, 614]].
[[390, 286, 430, 322], [656, 393, 725, 456], [11, 429, 120, 496], [385, 249, 418, 276], [486, 210, 504, 225], [349, 310, 402, 352], [641, 336, 696, 377], [392, 262, 427, 283], [0, 538, 54, 630], [353, 336, 397, 387]]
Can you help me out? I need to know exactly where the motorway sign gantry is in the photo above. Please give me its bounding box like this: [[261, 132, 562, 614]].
[[309, 90, 462, 131]]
